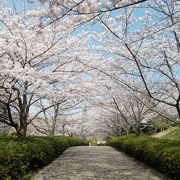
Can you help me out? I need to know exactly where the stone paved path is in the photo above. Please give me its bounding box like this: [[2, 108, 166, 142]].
[[31, 146, 170, 180]]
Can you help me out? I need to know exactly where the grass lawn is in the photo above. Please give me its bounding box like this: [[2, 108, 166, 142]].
[[152, 126, 180, 140]]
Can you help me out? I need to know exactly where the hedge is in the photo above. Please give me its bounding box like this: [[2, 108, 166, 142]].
[[0, 136, 88, 179], [108, 134, 180, 180]]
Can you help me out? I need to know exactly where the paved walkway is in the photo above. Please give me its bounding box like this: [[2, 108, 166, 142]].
[[31, 146, 170, 180]]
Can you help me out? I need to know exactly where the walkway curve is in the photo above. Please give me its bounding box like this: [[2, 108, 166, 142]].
[[31, 146, 170, 180]]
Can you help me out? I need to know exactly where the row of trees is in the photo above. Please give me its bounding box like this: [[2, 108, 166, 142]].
[[0, 0, 99, 138], [0, 0, 179, 139], [97, 1, 179, 137], [87, 0, 180, 137]]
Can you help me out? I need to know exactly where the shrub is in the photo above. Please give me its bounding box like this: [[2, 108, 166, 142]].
[[0, 136, 87, 179], [108, 135, 180, 179]]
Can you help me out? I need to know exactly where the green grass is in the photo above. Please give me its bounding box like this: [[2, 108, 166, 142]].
[[153, 126, 180, 140]]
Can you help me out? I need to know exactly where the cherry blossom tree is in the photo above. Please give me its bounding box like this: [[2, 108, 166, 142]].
[[31, 97, 83, 136], [64, 106, 96, 140], [91, 0, 180, 122], [0, 1, 97, 139], [34, 0, 147, 26], [1, 0, 179, 139], [92, 83, 156, 136]]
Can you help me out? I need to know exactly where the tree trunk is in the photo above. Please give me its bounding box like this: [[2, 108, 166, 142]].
[[120, 127, 123, 136], [176, 103, 180, 123], [62, 124, 66, 136], [17, 124, 27, 140], [135, 126, 141, 137], [49, 129, 55, 136], [17, 89, 29, 139], [17, 107, 28, 139]]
